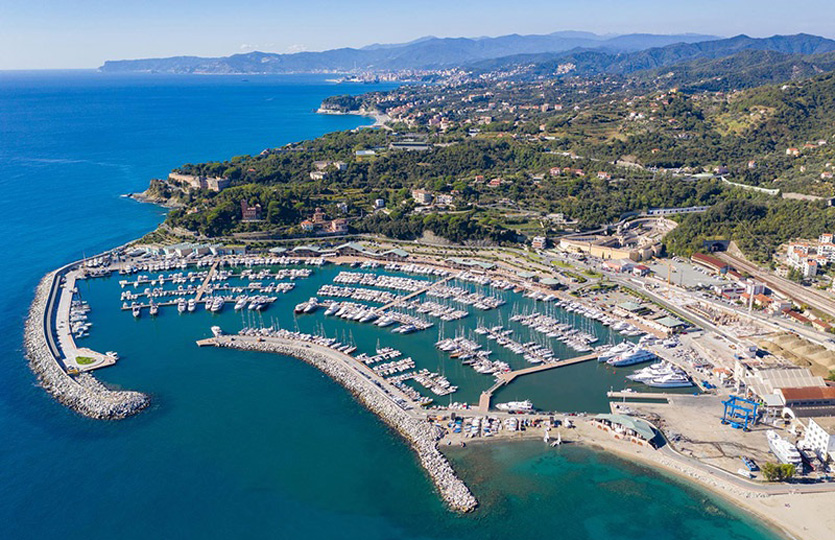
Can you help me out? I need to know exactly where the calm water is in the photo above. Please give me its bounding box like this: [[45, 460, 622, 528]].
[[0, 71, 781, 539]]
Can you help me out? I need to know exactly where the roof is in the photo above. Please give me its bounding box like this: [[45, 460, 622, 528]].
[[809, 416, 835, 433], [656, 316, 686, 328], [691, 252, 729, 270], [594, 414, 656, 441], [446, 257, 496, 270], [540, 277, 561, 286], [382, 248, 409, 257], [617, 301, 643, 312], [268, 247, 288, 254], [780, 387, 835, 401], [516, 271, 537, 279]]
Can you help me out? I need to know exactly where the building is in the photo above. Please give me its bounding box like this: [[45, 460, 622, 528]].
[[778, 387, 835, 417], [329, 218, 348, 234], [592, 414, 658, 447], [602, 259, 634, 273], [411, 189, 434, 205], [802, 417, 835, 461], [646, 206, 710, 217], [309, 170, 328, 180], [436, 194, 454, 207], [691, 252, 730, 274], [374, 198, 386, 209], [531, 236, 547, 250], [240, 201, 262, 222], [168, 172, 230, 192], [300, 220, 316, 232]]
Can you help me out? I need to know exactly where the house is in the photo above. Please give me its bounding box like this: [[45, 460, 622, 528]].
[[240, 201, 262, 222], [597, 171, 612, 180], [329, 218, 348, 234], [488, 178, 503, 187], [309, 170, 328, 180], [374, 198, 386, 209], [812, 319, 832, 332], [300, 220, 316, 232], [336, 202, 348, 214], [549, 167, 562, 176], [786, 147, 801, 157], [411, 189, 434, 205], [168, 172, 230, 192], [355, 149, 377, 157], [531, 236, 547, 250], [312, 160, 330, 171], [436, 194, 455, 206]]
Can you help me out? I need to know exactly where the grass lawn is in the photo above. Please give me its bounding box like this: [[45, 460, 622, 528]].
[[76, 356, 96, 366]]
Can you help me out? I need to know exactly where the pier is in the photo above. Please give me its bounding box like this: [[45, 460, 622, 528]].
[[194, 261, 219, 302], [374, 275, 454, 313], [477, 353, 598, 412], [607, 390, 688, 402]]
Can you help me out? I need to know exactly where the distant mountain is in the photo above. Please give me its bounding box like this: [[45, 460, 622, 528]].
[[473, 33, 835, 76], [99, 31, 719, 74]]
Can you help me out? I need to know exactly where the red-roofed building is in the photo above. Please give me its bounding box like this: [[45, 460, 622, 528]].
[[691, 252, 730, 274]]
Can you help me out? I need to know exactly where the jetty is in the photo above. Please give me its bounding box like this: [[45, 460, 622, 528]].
[[607, 390, 686, 401], [477, 353, 598, 413], [24, 268, 148, 419], [374, 275, 454, 313], [194, 261, 219, 302], [200, 333, 478, 513]]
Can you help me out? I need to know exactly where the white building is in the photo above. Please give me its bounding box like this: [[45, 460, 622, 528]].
[[803, 417, 835, 461], [531, 236, 547, 250]]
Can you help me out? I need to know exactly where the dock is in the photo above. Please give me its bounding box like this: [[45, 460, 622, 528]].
[[607, 391, 687, 401], [476, 353, 598, 412], [194, 261, 219, 302], [374, 275, 454, 313]]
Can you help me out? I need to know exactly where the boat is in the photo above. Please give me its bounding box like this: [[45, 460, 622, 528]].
[[495, 400, 533, 412], [187, 298, 196, 312], [766, 430, 802, 466], [177, 299, 186, 313], [211, 326, 223, 338], [149, 303, 159, 316], [234, 297, 248, 311], [607, 347, 656, 367], [132, 306, 141, 318]]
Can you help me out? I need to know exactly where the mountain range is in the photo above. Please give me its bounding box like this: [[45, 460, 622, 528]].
[[99, 31, 719, 74]]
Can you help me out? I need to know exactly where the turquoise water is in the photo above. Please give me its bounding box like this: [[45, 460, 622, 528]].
[[0, 71, 781, 539]]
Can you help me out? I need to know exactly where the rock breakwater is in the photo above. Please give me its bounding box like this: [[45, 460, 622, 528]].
[[24, 272, 149, 419], [212, 335, 479, 513]]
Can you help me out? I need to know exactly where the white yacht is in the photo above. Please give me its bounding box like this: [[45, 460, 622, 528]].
[[608, 347, 656, 367], [495, 400, 534, 412], [767, 430, 802, 466]]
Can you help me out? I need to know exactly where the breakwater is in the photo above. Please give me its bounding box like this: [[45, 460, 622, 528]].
[[209, 335, 479, 513], [24, 271, 149, 419]]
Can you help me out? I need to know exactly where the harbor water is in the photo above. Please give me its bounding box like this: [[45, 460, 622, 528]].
[[0, 71, 782, 539]]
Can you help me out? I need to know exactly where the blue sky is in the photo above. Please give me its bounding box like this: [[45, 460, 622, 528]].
[[0, 0, 831, 69]]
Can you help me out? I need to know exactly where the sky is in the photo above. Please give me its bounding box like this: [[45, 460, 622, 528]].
[[0, 0, 832, 70]]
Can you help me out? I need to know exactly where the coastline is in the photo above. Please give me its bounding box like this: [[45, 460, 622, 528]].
[[23, 242, 835, 535], [316, 107, 391, 127]]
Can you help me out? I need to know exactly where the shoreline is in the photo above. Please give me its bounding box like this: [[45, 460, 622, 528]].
[[23, 244, 835, 535], [316, 107, 390, 127]]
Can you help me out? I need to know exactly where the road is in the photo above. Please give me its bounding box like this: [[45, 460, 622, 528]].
[[718, 251, 835, 320]]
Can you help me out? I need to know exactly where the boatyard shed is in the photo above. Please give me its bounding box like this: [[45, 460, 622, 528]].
[[592, 414, 658, 447], [446, 258, 496, 272]]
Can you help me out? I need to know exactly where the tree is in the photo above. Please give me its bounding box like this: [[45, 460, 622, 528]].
[[761, 462, 796, 482]]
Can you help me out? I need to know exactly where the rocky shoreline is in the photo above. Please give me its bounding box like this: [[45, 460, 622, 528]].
[[213, 335, 479, 513], [24, 271, 150, 420]]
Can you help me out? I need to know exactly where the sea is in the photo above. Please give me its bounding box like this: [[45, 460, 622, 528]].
[[0, 70, 782, 540]]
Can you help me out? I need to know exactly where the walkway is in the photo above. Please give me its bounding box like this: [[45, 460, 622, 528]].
[[374, 275, 454, 313], [194, 261, 219, 302]]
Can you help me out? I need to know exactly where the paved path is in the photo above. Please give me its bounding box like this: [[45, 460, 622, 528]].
[[194, 261, 219, 302], [374, 275, 454, 313]]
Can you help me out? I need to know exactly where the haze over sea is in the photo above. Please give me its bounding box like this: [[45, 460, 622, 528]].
[[0, 71, 781, 539]]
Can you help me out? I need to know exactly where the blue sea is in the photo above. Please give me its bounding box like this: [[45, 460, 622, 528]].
[[0, 71, 782, 539]]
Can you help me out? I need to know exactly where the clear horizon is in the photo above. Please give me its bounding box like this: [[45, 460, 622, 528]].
[[0, 0, 833, 70]]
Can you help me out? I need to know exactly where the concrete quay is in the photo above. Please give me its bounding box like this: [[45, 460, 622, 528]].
[[24, 270, 149, 420], [203, 334, 478, 513]]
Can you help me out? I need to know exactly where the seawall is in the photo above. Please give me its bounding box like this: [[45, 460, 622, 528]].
[[23, 271, 149, 420], [210, 335, 479, 513]]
